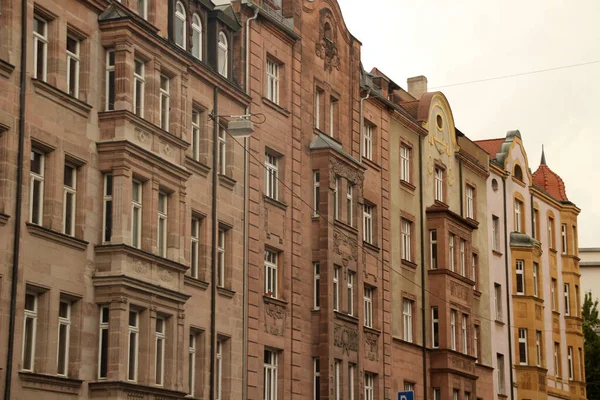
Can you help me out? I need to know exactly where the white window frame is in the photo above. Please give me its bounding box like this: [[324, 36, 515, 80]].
[[315, 89, 321, 130], [347, 271, 355, 316], [472, 253, 477, 289], [133, 59, 145, 117], [401, 219, 411, 262], [536, 330, 542, 367], [313, 262, 320, 310], [364, 372, 374, 400], [549, 217, 555, 248], [63, 164, 77, 236], [66, 35, 80, 98], [333, 266, 339, 312], [334, 359, 341, 400], [137, 0, 147, 18], [22, 292, 38, 372], [30, 150, 45, 225], [127, 310, 139, 382], [131, 180, 142, 249], [434, 389, 441, 400], [217, 32, 228, 77], [217, 229, 225, 288], [518, 328, 528, 365], [363, 204, 373, 244], [466, 185, 474, 219], [515, 200, 522, 232], [191, 217, 200, 279], [174, 1, 186, 49], [434, 167, 443, 201], [400, 144, 410, 182], [264, 350, 278, 400], [459, 240, 466, 276], [403, 299, 413, 343], [33, 16, 48, 81], [218, 127, 226, 175], [363, 122, 373, 160], [533, 263, 539, 297], [564, 283, 570, 316], [450, 309, 457, 351], [313, 358, 320, 400], [313, 171, 320, 216], [492, 215, 500, 251], [192, 110, 201, 161], [432, 306, 439, 348], [495, 283, 502, 321], [158, 192, 168, 257], [189, 332, 196, 395], [474, 325, 479, 363], [329, 98, 336, 137], [561, 223, 568, 254], [348, 363, 355, 400], [346, 183, 353, 226], [57, 300, 71, 376], [555, 342, 561, 378], [98, 306, 109, 379], [430, 230, 437, 269], [264, 249, 278, 298], [333, 176, 339, 220], [461, 314, 468, 355], [160, 74, 170, 131], [516, 260, 525, 295], [449, 234, 455, 272], [568, 346, 574, 380], [266, 58, 280, 104], [364, 287, 373, 328], [155, 317, 166, 386], [192, 14, 203, 60], [497, 354, 505, 395], [265, 153, 279, 200], [552, 278, 557, 311], [216, 340, 223, 400], [105, 50, 115, 111]]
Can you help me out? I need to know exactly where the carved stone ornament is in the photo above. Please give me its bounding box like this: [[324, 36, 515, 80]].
[[315, 9, 340, 72], [364, 331, 379, 361], [111, 296, 128, 304], [160, 268, 174, 283], [333, 228, 358, 267], [329, 159, 364, 202], [264, 302, 286, 337], [136, 129, 147, 143], [333, 324, 358, 355]]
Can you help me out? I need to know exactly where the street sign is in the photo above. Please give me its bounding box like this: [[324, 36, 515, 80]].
[[398, 391, 414, 400]]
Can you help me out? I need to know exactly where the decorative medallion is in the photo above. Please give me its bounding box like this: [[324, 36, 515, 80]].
[[333, 324, 358, 355], [264, 302, 286, 336]]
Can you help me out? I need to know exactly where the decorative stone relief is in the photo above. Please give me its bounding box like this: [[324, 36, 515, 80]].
[[538, 372, 546, 391], [535, 304, 543, 320], [315, 9, 340, 72], [520, 372, 532, 390], [450, 355, 474, 373], [264, 302, 286, 337], [333, 324, 358, 355], [450, 281, 468, 301], [334, 228, 358, 267], [365, 331, 379, 361], [163, 143, 173, 157], [111, 296, 128, 304], [159, 268, 174, 283], [136, 129, 147, 144], [133, 260, 148, 275], [329, 159, 364, 201]]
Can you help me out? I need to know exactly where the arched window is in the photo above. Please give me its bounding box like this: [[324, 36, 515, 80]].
[[192, 14, 202, 60], [514, 164, 523, 181], [217, 32, 228, 77], [174, 1, 186, 49], [324, 22, 332, 41]]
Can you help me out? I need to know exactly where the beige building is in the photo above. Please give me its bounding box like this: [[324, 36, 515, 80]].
[[579, 248, 600, 303]]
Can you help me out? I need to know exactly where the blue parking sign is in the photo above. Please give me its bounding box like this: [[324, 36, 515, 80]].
[[398, 391, 414, 400]]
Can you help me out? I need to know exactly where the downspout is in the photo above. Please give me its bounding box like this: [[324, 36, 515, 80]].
[[419, 134, 428, 400], [209, 87, 219, 400], [359, 90, 371, 163], [530, 193, 535, 239], [242, 6, 258, 400], [502, 176, 515, 400], [4, 0, 28, 397]]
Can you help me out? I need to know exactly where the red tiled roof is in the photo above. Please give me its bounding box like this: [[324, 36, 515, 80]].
[[473, 138, 505, 159], [399, 101, 419, 119], [532, 164, 569, 201]]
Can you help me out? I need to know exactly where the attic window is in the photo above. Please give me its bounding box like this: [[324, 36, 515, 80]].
[[436, 115, 443, 130], [514, 165, 523, 181], [491, 178, 499, 192], [324, 23, 332, 41]]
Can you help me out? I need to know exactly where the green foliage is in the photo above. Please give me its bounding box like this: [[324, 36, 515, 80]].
[[583, 291, 600, 399]]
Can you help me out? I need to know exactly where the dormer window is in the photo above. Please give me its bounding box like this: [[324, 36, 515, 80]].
[[323, 23, 332, 42], [192, 14, 202, 60], [514, 164, 523, 181], [217, 32, 228, 77], [174, 2, 186, 49]]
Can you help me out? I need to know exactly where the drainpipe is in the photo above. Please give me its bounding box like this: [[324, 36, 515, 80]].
[[209, 87, 219, 400], [4, 0, 28, 397], [530, 193, 535, 239], [419, 134, 428, 400], [502, 176, 515, 400], [242, 6, 258, 400], [358, 90, 371, 163]]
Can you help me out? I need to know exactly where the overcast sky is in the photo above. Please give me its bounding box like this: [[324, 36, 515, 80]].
[[338, 0, 600, 247]]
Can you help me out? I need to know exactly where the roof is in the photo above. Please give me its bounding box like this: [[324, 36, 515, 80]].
[[473, 138, 505, 160], [310, 132, 361, 166], [532, 148, 569, 201], [399, 101, 419, 119]]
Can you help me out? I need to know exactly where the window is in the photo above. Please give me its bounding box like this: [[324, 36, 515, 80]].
[[333, 266, 339, 312], [401, 219, 412, 262], [217, 32, 228, 77], [434, 388, 441, 400], [449, 234, 455, 272], [160, 75, 170, 131], [127, 309, 139, 381], [492, 215, 500, 251], [264, 249, 278, 298], [465, 185, 474, 219], [564, 283, 570, 316], [459, 240, 466, 276], [536, 330, 542, 367], [105, 50, 115, 110], [450, 309, 457, 350], [453, 389, 459, 400], [216, 340, 223, 400], [474, 325, 480, 363], [554, 342, 561, 377], [431, 306, 439, 348], [464, 392, 471, 400], [155, 317, 165, 385], [346, 183, 353, 226], [514, 164, 523, 180], [22, 292, 38, 372], [494, 283, 502, 320], [568, 347, 574, 380], [333, 176, 339, 220], [579, 347, 584, 381], [266, 58, 280, 104], [533, 263, 539, 297], [400, 145, 410, 182], [516, 260, 524, 295], [137, 0, 147, 18], [329, 97, 338, 137], [102, 174, 113, 243], [315, 89, 322, 129], [131, 180, 142, 248], [576, 285, 581, 317], [364, 373, 374, 400], [33, 16, 48, 81], [515, 200, 522, 233], [533, 209, 539, 239], [430, 230, 437, 269], [312, 171, 320, 216], [549, 217, 555, 248], [313, 263, 320, 309], [217, 229, 225, 288], [497, 353, 505, 395], [98, 306, 109, 379], [218, 127, 226, 175], [66, 35, 80, 97], [364, 287, 373, 328], [472, 254, 478, 289], [158, 192, 167, 257], [313, 358, 320, 400], [461, 314, 468, 354], [403, 299, 413, 343], [348, 363, 356, 400], [57, 300, 71, 376], [404, 382, 414, 392], [347, 271, 355, 316], [434, 167, 443, 201], [192, 14, 202, 60], [191, 217, 200, 278], [265, 153, 279, 200], [174, 2, 186, 49], [518, 328, 528, 365], [189, 332, 197, 395], [133, 59, 145, 117], [30, 150, 45, 225], [363, 204, 373, 244], [561, 224, 568, 254], [334, 359, 341, 400], [264, 350, 278, 400], [62, 164, 77, 236], [363, 122, 373, 160], [189, 110, 201, 161], [551, 278, 557, 311]]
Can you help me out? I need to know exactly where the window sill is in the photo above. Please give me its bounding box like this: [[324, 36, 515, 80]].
[[550, 248, 558, 254], [473, 289, 482, 298], [362, 157, 381, 172], [364, 326, 381, 335], [512, 176, 526, 187], [185, 156, 210, 178], [401, 259, 417, 270], [0, 58, 15, 79], [261, 97, 291, 117], [263, 294, 288, 307], [0, 212, 9, 226], [31, 78, 92, 118], [19, 371, 83, 395], [400, 179, 416, 192], [333, 218, 358, 234], [492, 249, 503, 257], [494, 319, 505, 326], [552, 310, 561, 317], [363, 241, 380, 253], [184, 275, 209, 290], [218, 173, 236, 190], [334, 311, 359, 324], [217, 286, 236, 298], [26, 222, 88, 251], [264, 195, 288, 211]]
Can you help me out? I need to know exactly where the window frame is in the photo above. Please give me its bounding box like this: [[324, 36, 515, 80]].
[[564, 283, 570, 316], [313, 262, 320, 310], [264, 249, 278, 298], [450, 309, 457, 351], [449, 234, 455, 272], [137, 0, 147, 19], [191, 217, 200, 279], [192, 14, 203, 60], [155, 317, 166, 386], [266, 58, 280, 104], [333, 266, 339, 312], [131, 180, 142, 249], [159, 74, 170, 131], [192, 110, 201, 161], [465, 185, 474, 219], [98, 306, 109, 379], [403, 299, 413, 343], [434, 166, 444, 202], [218, 127, 226, 175], [33, 15, 48, 81], [568, 346, 574, 380], [346, 183, 353, 226], [431, 306, 439, 348], [264, 152, 279, 200], [127, 309, 139, 382], [561, 223, 568, 254], [189, 332, 197, 396], [364, 372, 374, 400], [401, 219, 412, 262], [363, 204, 373, 244], [312, 171, 320, 216], [364, 286, 373, 328], [57, 300, 71, 376], [400, 144, 410, 183], [66, 34, 80, 98], [133, 59, 145, 117], [333, 176, 339, 220], [158, 191, 168, 257], [216, 339, 223, 400], [22, 292, 38, 372], [347, 271, 355, 316], [264, 350, 278, 400], [430, 230, 437, 269], [518, 328, 528, 365], [105, 50, 115, 111], [516, 260, 525, 295], [461, 313, 468, 355], [494, 283, 502, 321], [29, 150, 45, 226], [217, 31, 228, 78], [217, 228, 226, 288], [363, 122, 373, 160], [174, 1, 186, 50], [63, 163, 77, 236]]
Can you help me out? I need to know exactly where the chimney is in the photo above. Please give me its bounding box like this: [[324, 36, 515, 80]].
[[407, 75, 428, 99]]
